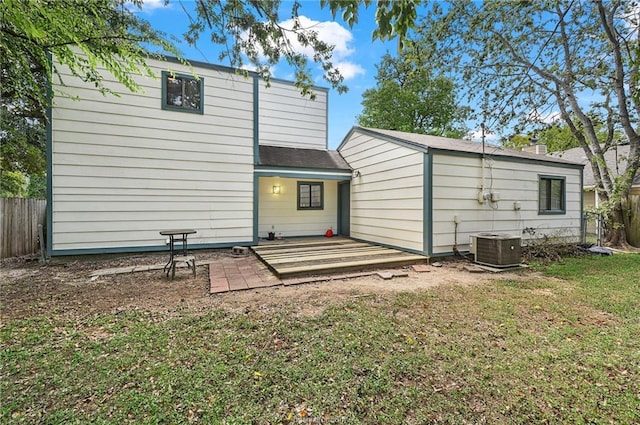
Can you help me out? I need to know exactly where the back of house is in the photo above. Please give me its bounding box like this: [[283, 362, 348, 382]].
[[338, 127, 584, 258], [48, 56, 350, 256]]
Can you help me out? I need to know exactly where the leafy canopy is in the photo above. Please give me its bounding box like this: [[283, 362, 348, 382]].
[[1, 0, 178, 120], [358, 48, 469, 138]]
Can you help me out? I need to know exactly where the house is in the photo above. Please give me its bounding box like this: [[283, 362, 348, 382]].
[[48, 56, 584, 258], [337, 127, 584, 256], [47, 56, 350, 256], [548, 143, 640, 246]]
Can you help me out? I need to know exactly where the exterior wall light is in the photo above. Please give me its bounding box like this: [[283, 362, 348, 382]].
[[272, 185, 281, 194]]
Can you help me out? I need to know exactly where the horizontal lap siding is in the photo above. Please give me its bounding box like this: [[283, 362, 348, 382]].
[[340, 133, 424, 252], [431, 154, 582, 254], [258, 177, 337, 238], [258, 81, 327, 149], [51, 58, 255, 252]]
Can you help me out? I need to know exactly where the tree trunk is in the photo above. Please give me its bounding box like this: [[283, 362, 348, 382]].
[[603, 200, 631, 248]]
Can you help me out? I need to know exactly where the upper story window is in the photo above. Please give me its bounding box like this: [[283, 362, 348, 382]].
[[539, 175, 566, 214], [298, 182, 324, 210], [161, 71, 203, 114]]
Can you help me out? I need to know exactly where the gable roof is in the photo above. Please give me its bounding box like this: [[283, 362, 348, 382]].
[[258, 145, 351, 171], [339, 126, 583, 168], [548, 144, 640, 188]]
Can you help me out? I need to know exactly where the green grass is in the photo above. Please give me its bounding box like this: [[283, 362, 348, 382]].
[[2, 254, 639, 424]]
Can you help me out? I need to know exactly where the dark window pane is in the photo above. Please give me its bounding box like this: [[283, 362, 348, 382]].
[[310, 185, 321, 207], [184, 79, 201, 110], [166, 77, 183, 106], [539, 179, 548, 208], [550, 180, 563, 210], [298, 182, 323, 210], [539, 176, 565, 213], [299, 184, 310, 208], [163, 72, 203, 113]]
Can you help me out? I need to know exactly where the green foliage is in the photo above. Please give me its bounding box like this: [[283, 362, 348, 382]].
[[358, 50, 469, 137], [26, 174, 47, 199], [503, 133, 533, 150], [506, 121, 625, 153], [0, 171, 27, 197], [0, 107, 46, 188], [182, 0, 422, 98], [1, 0, 178, 120]]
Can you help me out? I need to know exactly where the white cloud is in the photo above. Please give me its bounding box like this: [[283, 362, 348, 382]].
[[125, 0, 169, 13], [333, 61, 365, 80], [468, 127, 500, 143], [140, 0, 167, 12], [528, 109, 561, 125], [250, 15, 364, 82], [277, 16, 356, 60], [620, 1, 640, 32]]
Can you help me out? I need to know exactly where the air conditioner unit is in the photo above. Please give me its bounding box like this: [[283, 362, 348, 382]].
[[470, 233, 521, 267]]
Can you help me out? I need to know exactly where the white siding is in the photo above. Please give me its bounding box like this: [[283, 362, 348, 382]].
[[258, 177, 337, 238], [258, 81, 327, 149], [431, 154, 583, 254], [51, 57, 255, 252], [339, 132, 424, 252]]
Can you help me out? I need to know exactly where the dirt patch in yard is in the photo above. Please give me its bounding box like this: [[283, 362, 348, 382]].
[[1, 250, 540, 321]]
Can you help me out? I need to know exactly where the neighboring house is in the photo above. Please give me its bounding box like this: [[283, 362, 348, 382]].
[[338, 127, 584, 256], [548, 143, 640, 245], [548, 143, 640, 205], [48, 56, 350, 255]]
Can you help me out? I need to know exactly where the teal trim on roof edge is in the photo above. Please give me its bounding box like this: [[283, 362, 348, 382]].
[[255, 170, 351, 180], [48, 241, 255, 257], [46, 52, 53, 260], [432, 148, 585, 170], [160, 56, 329, 93], [337, 126, 429, 153], [424, 152, 433, 256], [253, 173, 259, 244], [255, 164, 351, 173]]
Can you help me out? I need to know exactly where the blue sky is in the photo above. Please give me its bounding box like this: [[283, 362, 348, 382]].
[[138, 1, 410, 149]]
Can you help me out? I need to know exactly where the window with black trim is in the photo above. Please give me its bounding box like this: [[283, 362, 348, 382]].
[[161, 71, 203, 113], [539, 175, 566, 214], [298, 182, 323, 210]]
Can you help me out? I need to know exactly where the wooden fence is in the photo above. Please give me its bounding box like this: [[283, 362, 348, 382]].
[[0, 198, 46, 258]]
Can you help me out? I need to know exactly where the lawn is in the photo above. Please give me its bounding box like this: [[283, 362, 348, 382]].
[[2, 254, 639, 424]]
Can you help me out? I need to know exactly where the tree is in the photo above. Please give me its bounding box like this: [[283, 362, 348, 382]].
[[409, 0, 640, 248], [1, 0, 179, 197], [357, 49, 468, 138], [504, 123, 581, 152], [178, 0, 423, 98], [1, 0, 178, 121], [0, 108, 46, 197]]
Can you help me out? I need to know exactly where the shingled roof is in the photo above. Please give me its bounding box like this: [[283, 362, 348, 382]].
[[345, 126, 583, 168], [258, 145, 351, 171]]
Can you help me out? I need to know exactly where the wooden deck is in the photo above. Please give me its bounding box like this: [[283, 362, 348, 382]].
[[251, 237, 428, 278]]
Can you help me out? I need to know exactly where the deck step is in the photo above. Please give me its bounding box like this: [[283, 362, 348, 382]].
[[251, 237, 428, 278]]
